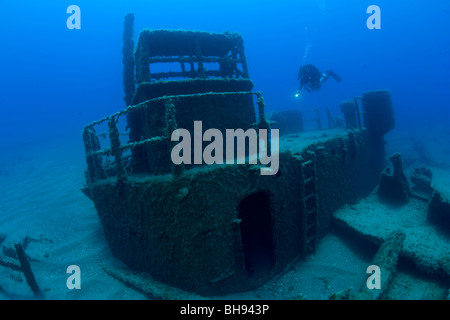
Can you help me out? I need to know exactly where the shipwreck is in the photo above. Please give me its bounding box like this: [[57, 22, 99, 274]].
[[81, 14, 395, 296]]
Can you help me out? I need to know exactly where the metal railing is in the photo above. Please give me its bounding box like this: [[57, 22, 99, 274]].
[[83, 91, 267, 184]]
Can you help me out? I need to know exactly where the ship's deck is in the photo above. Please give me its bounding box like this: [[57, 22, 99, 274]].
[[279, 128, 352, 154], [122, 128, 356, 182]]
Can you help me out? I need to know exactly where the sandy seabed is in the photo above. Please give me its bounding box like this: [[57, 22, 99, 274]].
[[0, 130, 448, 300]]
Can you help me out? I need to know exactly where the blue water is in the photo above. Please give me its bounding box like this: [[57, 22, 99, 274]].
[[1, 0, 449, 149], [0, 0, 449, 300]]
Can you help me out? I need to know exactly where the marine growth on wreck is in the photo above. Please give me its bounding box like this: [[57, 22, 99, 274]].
[[1, 6, 448, 302], [79, 14, 448, 298]]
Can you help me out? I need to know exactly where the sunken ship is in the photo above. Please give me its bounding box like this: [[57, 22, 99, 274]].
[[81, 14, 395, 296]]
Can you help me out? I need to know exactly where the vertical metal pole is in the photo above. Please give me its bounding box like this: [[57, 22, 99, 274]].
[[238, 38, 250, 78], [195, 40, 205, 79], [256, 92, 271, 157], [316, 108, 322, 130], [165, 99, 183, 177], [82, 125, 105, 182], [108, 116, 126, 183], [256, 92, 269, 130], [326, 107, 335, 129], [354, 96, 363, 129]]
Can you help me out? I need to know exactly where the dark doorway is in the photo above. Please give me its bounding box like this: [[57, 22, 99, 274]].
[[239, 191, 275, 277]]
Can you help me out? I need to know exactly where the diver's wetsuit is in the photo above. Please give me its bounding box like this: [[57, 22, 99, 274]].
[[298, 64, 341, 92]]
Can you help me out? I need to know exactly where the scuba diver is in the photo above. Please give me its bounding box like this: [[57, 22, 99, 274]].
[[296, 64, 342, 94]]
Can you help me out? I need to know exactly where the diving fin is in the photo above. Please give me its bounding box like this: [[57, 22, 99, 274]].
[[325, 70, 342, 82]]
